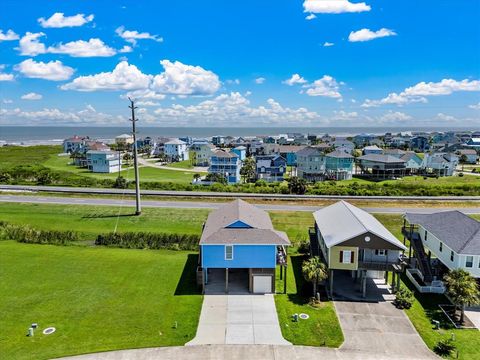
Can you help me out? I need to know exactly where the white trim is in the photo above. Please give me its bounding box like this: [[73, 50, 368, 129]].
[[225, 245, 233, 260]]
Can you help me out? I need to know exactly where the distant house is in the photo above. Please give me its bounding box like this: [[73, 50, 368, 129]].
[[332, 139, 355, 153], [383, 148, 407, 158], [179, 136, 193, 146], [410, 136, 430, 152], [232, 146, 247, 161], [457, 149, 478, 164], [212, 135, 225, 146], [357, 154, 406, 179], [209, 149, 242, 184], [86, 151, 121, 173], [255, 155, 287, 182], [400, 152, 423, 174], [190, 143, 216, 166], [199, 199, 290, 294], [466, 137, 480, 150], [362, 145, 383, 155], [115, 134, 134, 146], [404, 211, 480, 279], [150, 137, 170, 157], [164, 139, 189, 161], [296, 146, 326, 182], [421, 153, 458, 176], [353, 134, 375, 147], [311, 201, 406, 298], [136, 137, 154, 150], [277, 145, 306, 166], [63, 135, 89, 153], [325, 150, 354, 180]]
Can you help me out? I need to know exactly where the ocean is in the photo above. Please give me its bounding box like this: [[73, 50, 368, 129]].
[[0, 126, 477, 146]]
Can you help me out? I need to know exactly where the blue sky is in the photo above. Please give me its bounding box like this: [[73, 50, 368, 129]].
[[0, 0, 479, 127]]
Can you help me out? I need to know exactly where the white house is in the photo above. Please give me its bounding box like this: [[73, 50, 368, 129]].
[[164, 139, 189, 161], [404, 211, 480, 278], [86, 151, 121, 173]]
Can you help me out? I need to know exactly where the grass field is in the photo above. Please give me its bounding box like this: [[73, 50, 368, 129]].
[[0, 241, 202, 360], [275, 255, 344, 347], [43, 153, 198, 184]]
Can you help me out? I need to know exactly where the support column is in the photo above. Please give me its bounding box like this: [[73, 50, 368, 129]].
[[362, 271, 367, 298], [284, 265, 287, 294], [280, 265, 283, 280], [225, 268, 229, 293], [396, 272, 401, 293], [385, 270, 389, 285], [329, 269, 334, 296], [391, 271, 396, 292]]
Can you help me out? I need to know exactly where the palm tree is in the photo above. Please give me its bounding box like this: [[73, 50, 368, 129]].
[[302, 256, 328, 299], [443, 269, 480, 324]]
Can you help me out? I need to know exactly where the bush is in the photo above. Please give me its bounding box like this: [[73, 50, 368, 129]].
[[0, 222, 78, 245], [95, 231, 200, 251], [433, 338, 456, 357], [113, 176, 128, 189], [297, 240, 311, 255], [393, 287, 415, 309], [458, 172, 464, 177]]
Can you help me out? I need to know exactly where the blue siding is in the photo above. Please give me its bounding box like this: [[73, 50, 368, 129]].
[[201, 244, 276, 268]]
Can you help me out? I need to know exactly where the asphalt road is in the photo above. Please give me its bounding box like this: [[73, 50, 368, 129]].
[[1, 184, 480, 201], [1, 195, 479, 214]]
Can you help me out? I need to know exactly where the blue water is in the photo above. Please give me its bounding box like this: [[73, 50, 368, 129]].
[[0, 126, 477, 145]]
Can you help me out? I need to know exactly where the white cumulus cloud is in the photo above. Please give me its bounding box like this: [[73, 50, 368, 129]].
[[303, 0, 371, 14], [304, 75, 342, 98], [0, 67, 14, 81], [151, 60, 220, 95], [115, 26, 163, 45], [283, 74, 307, 86], [305, 14, 317, 20], [21, 92, 42, 100], [255, 77, 266, 84], [362, 78, 480, 107], [17, 32, 47, 56], [16, 59, 75, 81], [380, 111, 412, 122], [61, 61, 151, 91], [469, 102, 480, 110], [0, 29, 19, 41], [348, 28, 397, 42], [38, 13, 94, 28], [48, 38, 117, 57], [323, 41, 335, 47]]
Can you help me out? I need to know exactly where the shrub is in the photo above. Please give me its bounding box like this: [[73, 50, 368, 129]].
[[297, 240, 311, 255], [458, 172, 464, 177], [0, 222, 78, 245], [113, 176, 128, 189], [393, 287, 415, 309], [95, 231, 200, 251], [433, 338, 456, 357]]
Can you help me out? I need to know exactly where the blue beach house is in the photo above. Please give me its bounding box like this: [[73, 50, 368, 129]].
[[199, 199, 290, 294]]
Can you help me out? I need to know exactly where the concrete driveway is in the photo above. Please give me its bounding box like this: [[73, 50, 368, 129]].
[[335, 300, 435, 358], [186, 294, 290, 345]]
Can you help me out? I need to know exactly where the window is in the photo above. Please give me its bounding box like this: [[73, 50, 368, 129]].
[[466, 256, 473, 268], [340, 250, 354, 264], [450, 251, 454, 262], [375, 249, 388, 256], [225, 245, 233, 260], [439, 242, 443, 252]]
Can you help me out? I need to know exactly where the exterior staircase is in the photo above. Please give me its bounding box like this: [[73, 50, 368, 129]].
[[408, 231, 434, 283]]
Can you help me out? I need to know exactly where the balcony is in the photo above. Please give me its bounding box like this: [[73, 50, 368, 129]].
[[358, 260, 399, 271]]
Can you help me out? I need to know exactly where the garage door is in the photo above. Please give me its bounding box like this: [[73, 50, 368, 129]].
[[253, 275, 272, 293]]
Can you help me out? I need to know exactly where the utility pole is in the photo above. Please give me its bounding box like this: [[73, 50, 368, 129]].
[[129, 98, 141, 215]]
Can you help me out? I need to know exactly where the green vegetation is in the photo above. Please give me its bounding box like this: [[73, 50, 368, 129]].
[[1, 145, 479, 195], [274, 255, 343, 347], [0, 241, 202, 360], [0, 203, 207, 241]]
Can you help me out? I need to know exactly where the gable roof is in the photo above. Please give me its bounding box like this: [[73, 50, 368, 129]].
[[313, 201, 406, 250], [212, 149, 237, 158], [200, 199, 290, 245], [359, 154, 406, 163], [297, 146, 323, 157], [326, 150, 354, 159], [405, 211, 480, 255]]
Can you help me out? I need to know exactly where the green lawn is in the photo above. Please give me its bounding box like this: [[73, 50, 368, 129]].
[[0, 241, 202, 360], [274, 255, 344, 347], [165, 159, 194, 170], [44, 153, 198, 184], [0, 145, 61, 168], [0, 203, 207, 241]]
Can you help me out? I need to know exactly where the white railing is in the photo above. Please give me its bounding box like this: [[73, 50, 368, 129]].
[[406, 268, 445, 294]]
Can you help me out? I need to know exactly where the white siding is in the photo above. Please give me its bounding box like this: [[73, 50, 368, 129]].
[[420, 225, 480, 278]]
